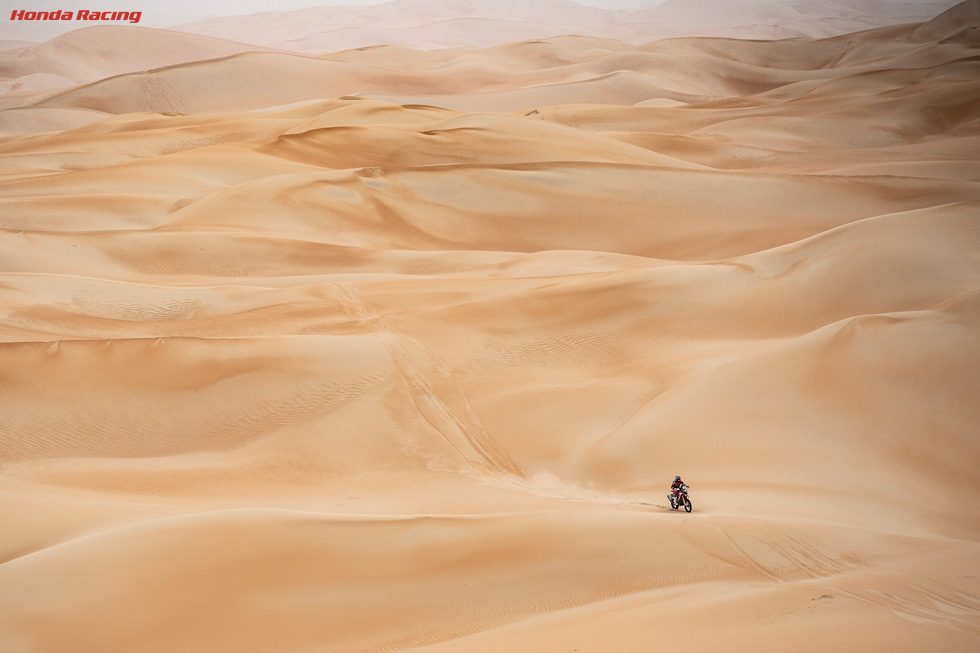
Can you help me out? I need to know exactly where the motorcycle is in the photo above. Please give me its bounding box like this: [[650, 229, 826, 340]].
[[668, 484, 692, 512]]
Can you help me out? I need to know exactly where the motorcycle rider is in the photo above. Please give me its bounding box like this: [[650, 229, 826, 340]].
[[670, 475, 687, 506]]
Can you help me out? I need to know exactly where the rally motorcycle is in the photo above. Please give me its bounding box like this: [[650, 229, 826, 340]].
[[668, 484, 692, 512]]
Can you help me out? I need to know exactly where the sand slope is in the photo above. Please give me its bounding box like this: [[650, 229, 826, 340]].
[[5, 9, 974, 117], [0, 26, 280, 91], [1, 2, 980, 652], [171, 0, 961, 52]]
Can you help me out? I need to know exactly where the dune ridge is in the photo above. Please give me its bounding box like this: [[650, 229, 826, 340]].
[[2, 9, 974, 118], [1, 1, 980, 651], [171, 0, 961, 53]]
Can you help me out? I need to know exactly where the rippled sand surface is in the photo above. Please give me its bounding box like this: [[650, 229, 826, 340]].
[[2, 2, 980, 651]]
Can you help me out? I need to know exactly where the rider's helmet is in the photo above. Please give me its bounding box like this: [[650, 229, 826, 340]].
[[674, 475, 681, 481]]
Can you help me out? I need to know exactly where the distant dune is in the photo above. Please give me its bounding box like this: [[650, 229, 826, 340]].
[[0, 40, 36, 52], [0, 26, 281, 93], [172, 0, 960, 52], [5, 11, 975, 117], [1, 1, 980, 652]]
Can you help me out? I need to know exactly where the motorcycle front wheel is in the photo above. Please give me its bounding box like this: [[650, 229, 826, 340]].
[[683, 497, 692, 513]]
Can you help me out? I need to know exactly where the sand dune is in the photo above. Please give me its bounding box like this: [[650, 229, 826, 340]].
[[171, 0, 961, 52], [7, 9, 975, 117], [1, 1, 980, 651], [0, 40, 35, 53], [0, 26, 281, 93]]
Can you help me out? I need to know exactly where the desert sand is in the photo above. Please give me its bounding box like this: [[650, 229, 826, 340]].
[[0, 0, 959, 49], [1, 0, 980, 651], [171, 0, 960, 52]]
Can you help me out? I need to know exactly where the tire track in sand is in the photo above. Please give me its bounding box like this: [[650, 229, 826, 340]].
[[824, 584, 980, 640], [329, 284, 525, 480]]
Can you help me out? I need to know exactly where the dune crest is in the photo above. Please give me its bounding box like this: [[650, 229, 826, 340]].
[[0, 26, 282, 86], [171, 0, 962, 52], [1, 1, 980, 651]]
